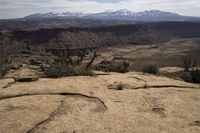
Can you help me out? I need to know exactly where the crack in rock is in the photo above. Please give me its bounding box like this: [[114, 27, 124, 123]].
[[134, 85, 198, 90], [0, 92, 107, 133], [129, 76, 146, 83], [108, 82, 198, 90], [0, 93, 107, 111], [26, 97, 67, 133], [2, 81, 16, 89]]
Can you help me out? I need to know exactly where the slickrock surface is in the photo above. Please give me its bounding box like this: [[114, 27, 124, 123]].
[[0, 72, 200, 133]]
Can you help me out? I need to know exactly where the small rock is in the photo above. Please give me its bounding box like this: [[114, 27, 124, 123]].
[[152, 107, 165, 112], [108, 82, 126, 90], [152, 107, 166, 118], [189, 121, 200, 126]]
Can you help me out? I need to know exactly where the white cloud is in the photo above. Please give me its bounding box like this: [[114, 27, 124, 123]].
[[0, 0, 200, 19]]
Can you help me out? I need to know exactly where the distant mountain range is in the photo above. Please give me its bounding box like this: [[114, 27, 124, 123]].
[[24, 9, 200, 21]]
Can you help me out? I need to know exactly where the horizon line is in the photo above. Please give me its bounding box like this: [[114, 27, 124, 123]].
[[1, 9, 200, 20]]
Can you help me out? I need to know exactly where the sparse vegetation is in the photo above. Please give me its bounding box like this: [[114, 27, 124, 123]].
[[109, 61, 129, 73], [182, 55, 198, 71], [43, 51, 96, 78], [97, 60, 130, 73], [86, 51, 99, 69], [180, 55, 200, 83], [180, 72, 193, 83], [180, 69, 200, 83], [142, 64, 159, 74], [190, 69, 200, 83], [0, 43, 11, 78], [43, 62, 93, 78]]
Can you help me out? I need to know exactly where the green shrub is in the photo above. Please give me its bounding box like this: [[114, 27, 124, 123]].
[[180, 72, 193, 83], [182, 55, 198, 71], [99, 61, 130, 73], [53, 57, 70, 64], [54, 56, 82, 66], [190, 69, 200, 83], [73, 66, 93, 76], [142, 64, 159, 74], [43, 62, 72, 78], [0, 45, 10, 78], [43, 63, 93, 78], [180, 69, 200, 83], [43, 57, 93, 78], [71, 56, 82, 65], [0, 64, 10, 78]]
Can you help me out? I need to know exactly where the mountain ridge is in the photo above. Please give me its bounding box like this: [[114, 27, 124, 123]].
[[24, 9, 200, 22]]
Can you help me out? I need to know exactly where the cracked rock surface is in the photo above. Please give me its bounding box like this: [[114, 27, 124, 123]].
[[0, 72, 200, 133]]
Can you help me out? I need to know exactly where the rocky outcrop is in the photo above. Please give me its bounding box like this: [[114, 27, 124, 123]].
[[0, 72, 199, 133]]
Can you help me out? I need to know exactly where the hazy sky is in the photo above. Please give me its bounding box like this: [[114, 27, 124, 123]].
[[0, 0, 200, 19]]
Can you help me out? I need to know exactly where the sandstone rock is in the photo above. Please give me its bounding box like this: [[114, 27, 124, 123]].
[[0, 72, 199, 133]]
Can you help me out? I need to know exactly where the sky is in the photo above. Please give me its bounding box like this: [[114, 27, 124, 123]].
[[0, 0, 200, 19]]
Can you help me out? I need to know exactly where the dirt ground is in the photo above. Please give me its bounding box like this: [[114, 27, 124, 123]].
[[98, 38, 200, 70]]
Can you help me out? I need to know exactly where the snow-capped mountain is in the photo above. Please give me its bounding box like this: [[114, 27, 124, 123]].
[[137, 10, 179, 17], [94, 9, 136, 16], [85, 9, 183, 21], [25, 12, 84, 19], [86, 9, 137, 19], [24, 9, 199, 22]]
